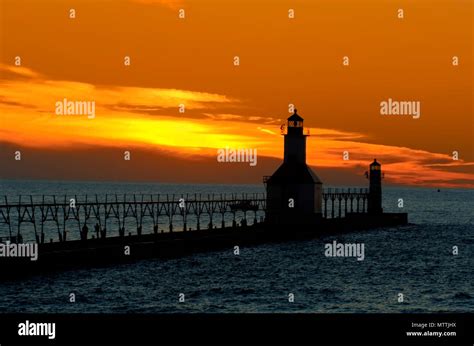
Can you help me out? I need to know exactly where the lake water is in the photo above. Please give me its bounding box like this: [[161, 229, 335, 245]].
[[0, 179, 472, 313]]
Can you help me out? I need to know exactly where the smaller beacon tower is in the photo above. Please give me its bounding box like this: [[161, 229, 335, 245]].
[[368, 159, 383, 214]]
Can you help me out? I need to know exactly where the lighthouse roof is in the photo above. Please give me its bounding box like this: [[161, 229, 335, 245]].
[[288, 110, 303, 122], [267, 162, 322, 185], [370, 159, 381, 166]]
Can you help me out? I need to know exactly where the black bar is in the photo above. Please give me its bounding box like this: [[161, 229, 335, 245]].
[[0, 313, 472, 345]]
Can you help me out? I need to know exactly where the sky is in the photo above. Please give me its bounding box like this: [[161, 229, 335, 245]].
[[0, 0, 472, 187]]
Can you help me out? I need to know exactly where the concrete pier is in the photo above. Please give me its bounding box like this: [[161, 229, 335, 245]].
[[1, 211, 407, 279]]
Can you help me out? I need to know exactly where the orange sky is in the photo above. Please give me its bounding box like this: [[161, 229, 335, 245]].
[[0, 0, 473, 187]]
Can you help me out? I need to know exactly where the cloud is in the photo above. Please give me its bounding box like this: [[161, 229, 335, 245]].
[[312, 128, 366, 140], [203, 113, 243, 120], [0, 64, 472, 188], [130, 0, 184, 10], [257, 127, 277, 135], [0, 63, 237, 123], [0, 64, 42, 80], [304, 138, 474, 188]]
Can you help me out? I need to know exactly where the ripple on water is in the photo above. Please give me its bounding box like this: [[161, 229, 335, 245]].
[[0, 222, 473, 313]]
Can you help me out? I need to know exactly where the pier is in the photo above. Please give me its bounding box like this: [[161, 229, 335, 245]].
[[0, 110, 408, 278], [0, 189, 370, 244]]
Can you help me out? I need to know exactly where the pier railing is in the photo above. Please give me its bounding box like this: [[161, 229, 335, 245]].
[[322, 188, 369, 218], [0, 189, 369, 243], [0, 193, 266, 243]]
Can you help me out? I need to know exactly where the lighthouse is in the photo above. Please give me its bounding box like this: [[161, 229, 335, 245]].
[[265, 110, 323, 225], [368, 159, 383, 214]]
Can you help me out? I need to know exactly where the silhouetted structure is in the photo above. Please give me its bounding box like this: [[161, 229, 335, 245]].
[[0, 108, 408, 278], [368, 159, 383, 214], [265, 110, 322, 225]]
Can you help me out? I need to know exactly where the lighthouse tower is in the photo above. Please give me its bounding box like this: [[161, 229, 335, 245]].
[[368, 159, 383, 214], [265, 110, 323, 225], [284, 110, 306, 164]]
